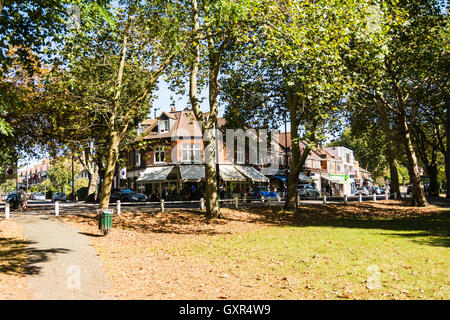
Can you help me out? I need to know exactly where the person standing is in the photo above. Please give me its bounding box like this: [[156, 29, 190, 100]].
[[19, 188, 27, 211]]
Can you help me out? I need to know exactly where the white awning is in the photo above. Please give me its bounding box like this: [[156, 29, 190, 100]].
[[219, 165, 246, 181], [235, 166, 269, 182], [179, 165, 205, 181], [136, 166, 174, 182]]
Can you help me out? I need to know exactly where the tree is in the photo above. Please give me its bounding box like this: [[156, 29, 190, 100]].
[[186, 0, 257, 217], [221, 0, 368, 210], [347, 0, 447, 206], [50, 1, 191, 209]]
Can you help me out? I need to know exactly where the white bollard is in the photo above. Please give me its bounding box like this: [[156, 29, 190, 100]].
[[385, 192, 389, 200], [373, 193, 377, 201], [5, 203, 10, 219], [234, 196, 238, 209], [359, 194, 362, 203], [160, 199, 165, 213], [323, 196, 327, 204], [297, 194, 301, 207], [116, 200, 121, 215], [55, 201, 59, 217], [200, 198, 205, 210], [344, 194, 348, 204]]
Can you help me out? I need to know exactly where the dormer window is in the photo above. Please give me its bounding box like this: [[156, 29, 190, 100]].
[[158, 119, 169, 133]]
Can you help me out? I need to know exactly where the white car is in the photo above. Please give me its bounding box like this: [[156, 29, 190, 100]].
[[355, 187, 369, 196], [34, 192, 46, 201]]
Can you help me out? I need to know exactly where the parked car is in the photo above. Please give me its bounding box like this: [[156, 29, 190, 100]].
[[6, 191, 20, 209], [297, 184, 320, 198], [109, 188, 147, 202], [355, 187, 370, 196], [246, 186, 281, 202], [371, 187, 382, 195], [52, 192, 67, 202], [34, 192, 46, 201]]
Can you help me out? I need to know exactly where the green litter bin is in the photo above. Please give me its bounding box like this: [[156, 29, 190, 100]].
[[97, 209, 113, 235]]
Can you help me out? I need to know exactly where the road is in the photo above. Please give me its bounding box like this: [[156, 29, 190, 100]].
[[0, 193, 407, 216]]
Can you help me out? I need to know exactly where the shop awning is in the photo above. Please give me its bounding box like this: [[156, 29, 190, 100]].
[[179, 165, 205, 182], [235, 166, 269, 182], [273, 175, 287, 182], [136, 166, 175, 182], [299, 172, 313, 182], [219, 165, 246, 181]]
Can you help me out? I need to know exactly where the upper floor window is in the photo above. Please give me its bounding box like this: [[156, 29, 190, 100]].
[[135, 150, 141, 167], [236, 147, 245, 164], [154, 146, 165, 163], [158, 120, 169, 133], [181, 144, 201, 162]]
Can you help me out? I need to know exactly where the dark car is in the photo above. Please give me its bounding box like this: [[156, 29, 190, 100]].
[[246, 186, 281, 202], [7, 191, 21, 209], [297, 184, 320, 198], [110, 188, 147, 202]]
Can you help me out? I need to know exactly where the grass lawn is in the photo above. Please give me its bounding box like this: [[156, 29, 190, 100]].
[[61, 200, 449, 300], [0, 219, 31, 299]]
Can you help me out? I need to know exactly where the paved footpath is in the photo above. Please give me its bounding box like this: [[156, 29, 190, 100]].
[[15, 215, 110, 299]]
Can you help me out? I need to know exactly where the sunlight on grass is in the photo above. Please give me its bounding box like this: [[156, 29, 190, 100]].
[[176, 225, 449, 299]]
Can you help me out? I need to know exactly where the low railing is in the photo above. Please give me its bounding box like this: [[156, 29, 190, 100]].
[[1, 192, 399, 218]]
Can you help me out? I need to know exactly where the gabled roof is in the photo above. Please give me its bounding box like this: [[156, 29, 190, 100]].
[[138, 109, 226, 141]]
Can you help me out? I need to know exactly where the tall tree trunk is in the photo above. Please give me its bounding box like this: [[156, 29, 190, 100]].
[[427, 164, 439, 197], [446, 107, 450, 198], [188, 0, 221, 218], [98, 132, 120, 209], [284, 95, 310, 210], [204, 130, 220, 217], [86, 168, 98, 202], [399, 112, 428, 206], [380, 109, 401, 197]]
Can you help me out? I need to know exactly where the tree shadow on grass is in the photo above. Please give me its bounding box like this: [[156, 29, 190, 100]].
[[0, 237, 71, 276], [59, 202, 449, 245], [226, 202, 450, 248]]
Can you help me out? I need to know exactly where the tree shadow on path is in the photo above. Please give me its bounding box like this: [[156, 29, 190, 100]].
[[0, 237, 71, 276]]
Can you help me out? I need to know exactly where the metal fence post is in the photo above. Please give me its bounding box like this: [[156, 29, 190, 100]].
[[359, 194, 362, 203], [234, 196, 238, 209], [323, 195, 327, 204], [373, 193, 377, 201], [5, 203, 9, 219], [160, 199, 165, 213], [200, 198, 205, 210], [393, 192, 397, 200], [55, 201, 59, 217], [116, 200, 121, 215], [385, 192, 389, 200], [344, 194, 348, 204], [296, 194, 300, 207]]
